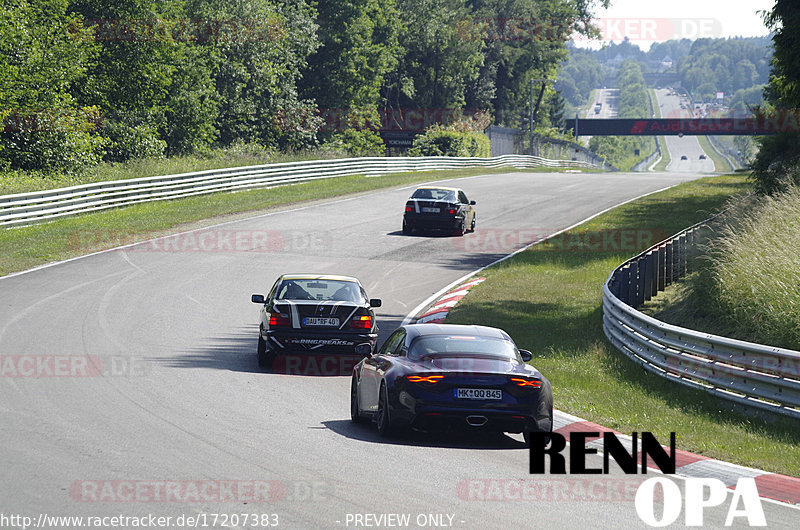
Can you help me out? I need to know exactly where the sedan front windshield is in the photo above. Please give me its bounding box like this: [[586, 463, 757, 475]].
[[408, 335, 520, 362], [276, 279, 364, 302]]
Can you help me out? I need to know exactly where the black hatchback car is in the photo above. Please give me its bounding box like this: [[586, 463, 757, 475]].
[[402, 186, 476, 236], [251, 274, 381, 368], [350, 324, 553, 445]]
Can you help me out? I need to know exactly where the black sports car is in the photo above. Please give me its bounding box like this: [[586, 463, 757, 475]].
[[350, 324, 553, 445], [402, 186, 476, 236], [251, 274, 381, 368]]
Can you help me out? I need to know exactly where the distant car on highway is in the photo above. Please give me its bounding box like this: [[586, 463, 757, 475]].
[[251, 274, 381, 367], [699, 154, 707, 160], [350, 323, 553, 446], [680, 155, 688, 160], [402, 186, 476, 236]]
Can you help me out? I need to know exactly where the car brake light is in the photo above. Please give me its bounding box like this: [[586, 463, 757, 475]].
[[350, 315, 372, 329], [407, 375, 444, 383], [269, 312, 290, 326], [405, 204, 413, 212], [510, 377, 541, 388], [448, 208, 456, 214]]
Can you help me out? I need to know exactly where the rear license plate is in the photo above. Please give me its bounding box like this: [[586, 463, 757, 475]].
[[303, 317, 339, 327], [455, 388, 502, 400], [421, 207, 440, 213]]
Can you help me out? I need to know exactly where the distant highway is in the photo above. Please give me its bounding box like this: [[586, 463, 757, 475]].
[[653, 88, 716, 172], [579, 88, 618, 143]]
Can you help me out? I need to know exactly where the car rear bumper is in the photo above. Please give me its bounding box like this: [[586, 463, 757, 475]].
[[410, 409, 540, 433], [404, 213, 463, 231], [265, 329, 378, 353], [393, 401, 551, 434]]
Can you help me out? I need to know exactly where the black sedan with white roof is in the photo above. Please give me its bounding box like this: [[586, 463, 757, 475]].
[[251, 274, 381, 368]]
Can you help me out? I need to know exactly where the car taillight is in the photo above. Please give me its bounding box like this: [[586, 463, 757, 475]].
[[349, 315, 372, 329], [510, 377, 541, 388], [407, 375, 444, 383], [405, 204, 414, 212], [269, 312, 290, 326], [448, 208, 456, 215]]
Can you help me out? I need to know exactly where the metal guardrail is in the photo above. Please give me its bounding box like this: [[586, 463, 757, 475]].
[[0, 155, 595, 227], [602, 217, 800, 420]]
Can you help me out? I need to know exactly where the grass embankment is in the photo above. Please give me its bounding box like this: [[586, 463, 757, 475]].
[[446, 174, 800, 476], [696, 135, 733, 172], [0, 166, 579, 277], [645, 187, 800, 350]]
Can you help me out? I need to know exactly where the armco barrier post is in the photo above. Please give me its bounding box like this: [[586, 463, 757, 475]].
[[657, 245, 666, 292], [677, 235, 687, 278], [634, 257, 646, 307], [665, 241, 673, 286], [648, 251, 658, 299], [628, 261, 638, 308], [616, 267, 630, 304], [642, 252, 654, 302]]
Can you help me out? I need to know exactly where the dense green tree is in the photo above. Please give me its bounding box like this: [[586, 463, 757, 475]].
[[384, 0, 484, 111], [1, 0, 104, 171], [187, 0, 320, 150], [555, 46, 602, 106], [751, 1, 800, 194], [302, 0, 402, 112], [465, 0, 606, 126]]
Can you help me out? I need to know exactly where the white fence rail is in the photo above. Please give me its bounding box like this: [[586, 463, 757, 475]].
[[0, 155, 595, 227], [602, 220, 800, 420]]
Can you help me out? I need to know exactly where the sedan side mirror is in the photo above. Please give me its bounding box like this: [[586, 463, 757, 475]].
[[470, 200, 476, 205], [369, 298, 382, 308], [519, 349, 533, 362], [251, 294, 266, 304]]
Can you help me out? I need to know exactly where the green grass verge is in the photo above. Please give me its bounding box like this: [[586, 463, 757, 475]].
[[445, 174, 800, 477], [696, 135, 733, 172], [0, 166, 584, 277], [652, 140, 671, 171]]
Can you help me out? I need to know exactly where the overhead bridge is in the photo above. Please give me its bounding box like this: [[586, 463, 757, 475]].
[[566, 117, 793, 136]]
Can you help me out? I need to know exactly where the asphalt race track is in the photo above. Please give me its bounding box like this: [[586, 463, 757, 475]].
[[1, 171, 797, 528]]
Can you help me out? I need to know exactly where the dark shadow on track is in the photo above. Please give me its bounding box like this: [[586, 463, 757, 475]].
[[321, 419, 527, 450], [160, 321, 405, 376], [386, 230, 459, 238]]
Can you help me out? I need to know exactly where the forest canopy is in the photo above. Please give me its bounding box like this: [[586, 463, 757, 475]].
[[0, 0, 607, 172]]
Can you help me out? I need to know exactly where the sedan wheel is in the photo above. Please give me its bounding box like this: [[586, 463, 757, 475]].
[[350, 375, 367, 424], [402, 220, 412, 235], [454, 218, 466, 237], [376, 383, 395, 436], [257, 334, 275, 368]]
